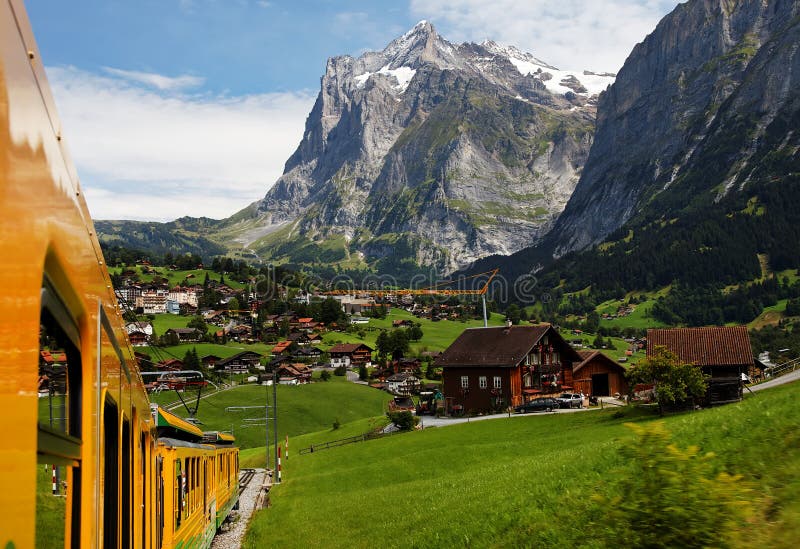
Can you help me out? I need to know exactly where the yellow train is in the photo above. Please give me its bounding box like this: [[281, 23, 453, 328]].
[[0, 1, 239, 547]]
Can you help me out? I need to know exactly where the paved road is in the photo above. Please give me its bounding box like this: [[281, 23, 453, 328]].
[[749, 368, 800, 392], [417, 404, 591, 429]]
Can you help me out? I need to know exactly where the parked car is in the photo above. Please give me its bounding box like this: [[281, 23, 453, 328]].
[[557, 393, 583, 409], [515, 397, 560, 413]]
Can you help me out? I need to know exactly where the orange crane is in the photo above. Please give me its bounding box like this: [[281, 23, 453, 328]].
[[322, 269, 499, 326]]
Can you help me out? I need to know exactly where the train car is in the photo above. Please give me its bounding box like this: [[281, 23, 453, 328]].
[[152, 406, 240, 549], [0, 1, 239, 547]]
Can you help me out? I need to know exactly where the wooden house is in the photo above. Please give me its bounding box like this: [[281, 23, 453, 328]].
[[571, 350, 629, 397], [647, 326, 753, 405], [216, 351, 263, 373], [437, 324, 582, 414], [386, 372, 420, 395], [329, 343, 374, 368]]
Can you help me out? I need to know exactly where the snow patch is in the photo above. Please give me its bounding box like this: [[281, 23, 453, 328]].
[[354, 64, 417, 93]]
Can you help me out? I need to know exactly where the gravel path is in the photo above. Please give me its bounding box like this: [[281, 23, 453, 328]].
[[211, 468, 269, 549]]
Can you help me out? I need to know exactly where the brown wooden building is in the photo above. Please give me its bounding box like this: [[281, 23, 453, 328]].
[[647, 326, 753, 405], [328, 343, 374, 367], [571, 350, 629, 397], [437, 324, 582, 414]]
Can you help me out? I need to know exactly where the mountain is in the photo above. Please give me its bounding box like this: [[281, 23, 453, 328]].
[[466, 0, 800, 321], [95, 218, 226, 259], [217, 21, 614, 275]]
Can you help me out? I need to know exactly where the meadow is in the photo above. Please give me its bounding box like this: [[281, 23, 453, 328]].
[[244, 382, 800, 548], [171, 376, 391, 450]]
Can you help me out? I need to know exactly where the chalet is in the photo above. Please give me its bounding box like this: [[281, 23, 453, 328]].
[[128, 330, 150, 346], [271, 341, 293, 355], [393, 319, 414, 328], [164, 327, 203, 343], [386, 372, 420, 395], [287, 332, 310, 345], [156, 358, 183, 372], [437, 324, 582, 414], [201, 354, 223, 369], [276, 364, 313, 384], [391, 357, 421, 375], [216, 351, 263, 373], [647, 326, 753, 405], [125, 321, 153, 336], [571, 350, 629, 397], [329, 343, 374, 368], [292, 346, 323, 361]]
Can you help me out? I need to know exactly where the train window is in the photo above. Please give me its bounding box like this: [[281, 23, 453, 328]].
[[121, 418, 131, 549], [37, 279, 82, 548], [103, 399, 119, 548]]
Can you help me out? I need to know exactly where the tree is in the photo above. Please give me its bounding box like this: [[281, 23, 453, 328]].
[[358, 364, 368, 381], [593, 334, 605, 348], [408, 324, 424, 341], [319, 370, 332, 382], [585, 311, 600, 332], [505, 303, 522, 325], [227, 297, 240, 315], [626, 346, 707, 415], [187, 315, 208, 335]]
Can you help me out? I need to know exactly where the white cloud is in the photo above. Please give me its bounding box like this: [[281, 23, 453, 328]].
[[410, 0, 680, 73], [102, 67, 205, 91], [47, 66, 316, 221]]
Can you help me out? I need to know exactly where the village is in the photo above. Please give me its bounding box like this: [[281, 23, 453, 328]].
[[109, 264, 769, 418]]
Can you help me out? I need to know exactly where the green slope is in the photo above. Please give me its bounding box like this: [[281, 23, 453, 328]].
[[244, 382, 800, 547]]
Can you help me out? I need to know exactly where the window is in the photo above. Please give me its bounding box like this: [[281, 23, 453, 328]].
[[460, 376, 469, 389], [479, 376, 487, 389], [38, 278, 83, 548], [493, 376, 502, 389]]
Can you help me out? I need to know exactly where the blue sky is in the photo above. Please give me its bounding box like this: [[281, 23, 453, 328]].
[[25, 0, 679, 221]]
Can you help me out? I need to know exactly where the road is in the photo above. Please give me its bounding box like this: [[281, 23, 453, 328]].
[[749, 368, 800, 392]]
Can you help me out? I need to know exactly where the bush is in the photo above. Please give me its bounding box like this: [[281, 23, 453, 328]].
[[386, 411, 418, 431], [334, 366, 347, 376], [592, 422, 753, 548], [319, 370, 331, 382]]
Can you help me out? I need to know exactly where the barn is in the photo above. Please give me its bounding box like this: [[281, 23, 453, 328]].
[[647, 326, 753, 405], [571, 350, 629, 397]]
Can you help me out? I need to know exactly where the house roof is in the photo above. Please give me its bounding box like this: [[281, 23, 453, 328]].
[[387, 372, 418, 382], [329, 343, 374, 353], [437, 325, 579, 367], [573, 350, 627, 375], [647, 326, 754, 367], [217, 350, 263, 365]]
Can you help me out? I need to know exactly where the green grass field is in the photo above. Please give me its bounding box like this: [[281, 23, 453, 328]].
[[173, 378, 391, 450], [244, 382, 800, 548], [321, 308, 507, 353]]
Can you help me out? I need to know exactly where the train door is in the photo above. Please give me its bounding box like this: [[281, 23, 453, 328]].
[[121, 417, 131, 549], [37, 279, 83, 547]]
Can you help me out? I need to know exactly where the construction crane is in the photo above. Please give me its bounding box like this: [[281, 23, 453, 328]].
[[322, 269, 499, 327]]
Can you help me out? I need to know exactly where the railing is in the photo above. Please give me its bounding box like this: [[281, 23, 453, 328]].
[[767, 356, 800, 377]]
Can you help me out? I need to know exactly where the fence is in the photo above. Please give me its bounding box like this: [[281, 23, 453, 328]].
[[298, 429, 396, 455]]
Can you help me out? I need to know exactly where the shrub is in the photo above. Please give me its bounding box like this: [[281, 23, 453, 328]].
[[334, 366, 346, 376], [386, 411, 418, 431], [319, 370, 331, 382], [592, 422, 753, 548]]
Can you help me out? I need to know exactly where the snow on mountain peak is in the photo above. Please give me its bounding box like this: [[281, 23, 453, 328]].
[[482, 40, 614, 97], [354, 65, 417, 93]]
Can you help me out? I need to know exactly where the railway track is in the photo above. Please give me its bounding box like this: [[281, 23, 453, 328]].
[[239, 468, 257, 495]]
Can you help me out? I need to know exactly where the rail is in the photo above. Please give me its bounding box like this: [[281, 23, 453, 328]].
[[768, 356, 800, 377]]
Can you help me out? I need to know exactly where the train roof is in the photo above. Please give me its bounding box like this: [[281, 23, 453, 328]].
[[202, 431, 236, 445], [152, 405, 204, 442], [156, 437, 216, 450]]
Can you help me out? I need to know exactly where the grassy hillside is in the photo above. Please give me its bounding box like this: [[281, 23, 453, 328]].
[[244, 382, 800, 548], [171, 377, 391, 450]]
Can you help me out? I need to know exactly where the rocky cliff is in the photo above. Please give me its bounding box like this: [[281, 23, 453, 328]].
[[220, 21, 614, 275], [550, 0, 800, 256]]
